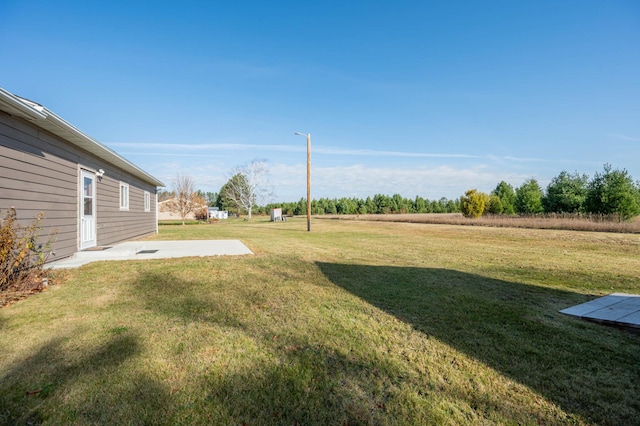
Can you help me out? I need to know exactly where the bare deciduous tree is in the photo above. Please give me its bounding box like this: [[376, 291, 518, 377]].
[[161, 173, 206, 225], [222, 159, 273, 219]]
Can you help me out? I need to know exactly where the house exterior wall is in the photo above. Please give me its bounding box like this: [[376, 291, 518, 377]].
[[0, 110, 157, 260], [157, 199, 207, 221], [157, 209, 197, 221], [94, 163, 157, 247]]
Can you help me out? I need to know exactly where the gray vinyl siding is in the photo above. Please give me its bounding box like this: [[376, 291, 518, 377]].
[[0, 110, 157, 261], [95, 170, 156, 246], [0, 111, 78, 259]]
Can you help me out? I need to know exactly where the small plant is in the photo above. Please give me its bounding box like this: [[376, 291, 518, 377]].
[[0, 208, 56, 302], [194, 207, 209, 221]]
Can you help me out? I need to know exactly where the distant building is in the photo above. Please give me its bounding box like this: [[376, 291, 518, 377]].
[[208, 207, 228, 220], [270, 208, 283, 221], [157, 198, 208, 221]]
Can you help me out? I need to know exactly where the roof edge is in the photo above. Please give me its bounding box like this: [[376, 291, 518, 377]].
[[0, 87, 47, 120], [42, 107, 165, 187], [0, 87, 165, 187]]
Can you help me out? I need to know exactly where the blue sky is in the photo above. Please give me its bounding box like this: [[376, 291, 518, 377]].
[[1, 1, 639, 202]]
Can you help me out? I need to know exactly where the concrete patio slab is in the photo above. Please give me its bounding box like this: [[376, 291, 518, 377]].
[[560, 294, 632, 317], [48, 240, 253, 269], [560, 293, 640, 329], [620, 310, 640, 325]]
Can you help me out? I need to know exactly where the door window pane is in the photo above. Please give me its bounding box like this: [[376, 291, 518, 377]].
[[84, 198, 93, 216], [84, 177, 92, 197]]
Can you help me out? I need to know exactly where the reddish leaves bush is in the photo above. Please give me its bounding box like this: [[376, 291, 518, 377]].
[[1, 208, 56, 305]]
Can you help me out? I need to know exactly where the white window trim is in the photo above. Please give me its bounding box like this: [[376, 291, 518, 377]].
[[144, 191, 151, 212], [120, 182, 129, 211]]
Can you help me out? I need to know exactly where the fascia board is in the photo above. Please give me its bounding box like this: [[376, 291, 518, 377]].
[[0, 87, 47, 120]]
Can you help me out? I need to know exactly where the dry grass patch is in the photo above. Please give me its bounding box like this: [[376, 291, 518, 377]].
[[322, 212, 640, 233]]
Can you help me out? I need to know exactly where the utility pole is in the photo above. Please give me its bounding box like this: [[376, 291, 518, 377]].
[[295, 132, 311, 231]]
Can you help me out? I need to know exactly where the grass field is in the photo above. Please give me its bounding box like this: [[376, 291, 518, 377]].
[[1, 218, 640, 425]]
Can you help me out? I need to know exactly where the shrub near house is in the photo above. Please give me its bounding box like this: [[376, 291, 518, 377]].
[[1, 208, 55, 304]]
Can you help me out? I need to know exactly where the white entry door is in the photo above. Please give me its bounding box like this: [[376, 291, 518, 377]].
[[80, 170, 97, 249]]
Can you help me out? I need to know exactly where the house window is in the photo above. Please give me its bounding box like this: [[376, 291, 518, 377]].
[[120, 182, 129, 210], [144, 191, 151, 212]]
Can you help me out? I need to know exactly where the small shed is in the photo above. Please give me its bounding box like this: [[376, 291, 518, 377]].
[[208, 207, 228, 220], [270, 208, 283, 222]]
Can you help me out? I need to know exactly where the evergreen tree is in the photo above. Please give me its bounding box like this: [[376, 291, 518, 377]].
[[486, 194, 504, 214], [515, 179, 544, 214], [543, 171, 588, 213], [493, 181, 516, 214], [217, 174, 247, 214], [585, 164, 640, 219], [414, 196, 427, 213]]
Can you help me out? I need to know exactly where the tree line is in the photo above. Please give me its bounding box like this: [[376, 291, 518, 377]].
[[461, 164, 640, 220], [265, 195, 460, 216], [262, 164, 640, 220], [161, 163, 640, 222]]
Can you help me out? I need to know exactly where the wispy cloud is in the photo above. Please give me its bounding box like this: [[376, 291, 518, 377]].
[[116, 152, 227, 158], [501, 156, 546, 163], [114, 142, 592, 199], [266, 163, 530, 201], [313, 147, 478, 158], [109, 141, 539, 161], [109, 142, 299, 151]]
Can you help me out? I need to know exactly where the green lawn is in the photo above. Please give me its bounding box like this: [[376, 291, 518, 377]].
[[2, 217, 640, 425]]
